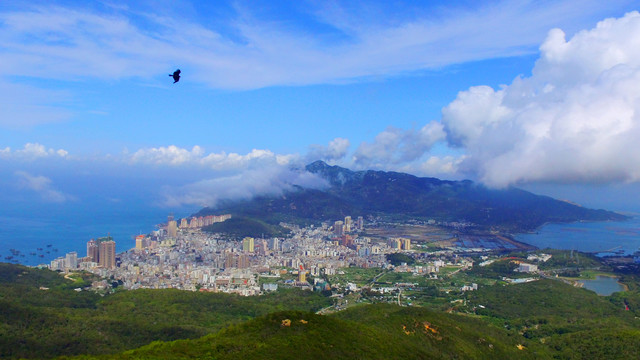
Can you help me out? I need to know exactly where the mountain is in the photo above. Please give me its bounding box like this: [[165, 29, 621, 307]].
[[198, 161, 626, 231]]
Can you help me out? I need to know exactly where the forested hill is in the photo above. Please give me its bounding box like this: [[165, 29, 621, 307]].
[[197, 161, 626, 231]]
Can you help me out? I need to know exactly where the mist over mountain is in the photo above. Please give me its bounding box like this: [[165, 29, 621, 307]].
[[198, 161, 626, 231]]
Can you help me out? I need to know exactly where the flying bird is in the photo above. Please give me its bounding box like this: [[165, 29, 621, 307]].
[[169, 69, 181, 83]]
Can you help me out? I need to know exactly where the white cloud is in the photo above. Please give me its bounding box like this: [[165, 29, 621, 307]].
[[14, 170, 73, 202], [130, 145, 204, 165], [306, 137, 350, 163], [399, 155, 466, 179], [441, 11, 640, 187], [2, 143, 70, 160], [0, 1, 632, 89], [129, 145, 298, 170], [201, 149, 283, 170], [162, 165, 328, 208], [352, 122, 445, 168]]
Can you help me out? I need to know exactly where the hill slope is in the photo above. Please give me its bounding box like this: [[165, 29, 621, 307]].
[[75, 306, 546, 360], [0, 264, 330, 359], [202, 217, 290, 238]]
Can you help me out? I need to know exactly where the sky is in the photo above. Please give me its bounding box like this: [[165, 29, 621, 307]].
[[2, 0, 640, 216]]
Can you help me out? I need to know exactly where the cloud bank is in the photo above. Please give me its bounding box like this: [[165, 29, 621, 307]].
[[440, 11, 640, 187], [1, 140, 338, 208], [352, 122, 445, 168], [0, 143, 69, 160], [162, 166, 328, 208]]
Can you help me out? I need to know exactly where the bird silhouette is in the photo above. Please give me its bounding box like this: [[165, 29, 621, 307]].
[[169, 69, 181, 83]]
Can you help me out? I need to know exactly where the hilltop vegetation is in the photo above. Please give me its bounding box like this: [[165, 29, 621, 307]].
[[464, 279, 640, 358], [70, 305, 544, 360], [201, 216, 290, 238], [0, 264, 329, 359], [3, 258, 640, 359]]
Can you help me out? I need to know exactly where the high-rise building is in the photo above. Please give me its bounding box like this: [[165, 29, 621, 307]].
[[243, 237, 254, 252], [298, 265, 306, 283], [99, 240, 116, 269], [269, 238, 280, 252], [357, 216, 364, 230], [65, 251, 78, 269], [334, 221, 344, 236], [400, 238, 411, 251], [238, 255, 250, 269], [135, 235, 145, 250], [180, 218, 188, 228], [167, 220, 178, 238], [344, 216, 352, 232], [224, 253, 236, 269], [87, 239, 99, 263]]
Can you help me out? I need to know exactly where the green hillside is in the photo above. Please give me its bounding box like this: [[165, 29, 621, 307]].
[[3, 263, 640, 359], [0, 264, 330, 359], [202, 216, 290, 238], [67, 305, 544, 360]]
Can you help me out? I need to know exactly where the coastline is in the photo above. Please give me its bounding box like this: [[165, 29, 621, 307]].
[[514, 216, 640, 257]]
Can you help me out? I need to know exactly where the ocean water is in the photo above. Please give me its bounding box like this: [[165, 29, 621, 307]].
[[516, 217, 640, 255], [0, 202, 195, 266]]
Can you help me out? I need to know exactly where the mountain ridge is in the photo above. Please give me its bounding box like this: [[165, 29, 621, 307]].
[[198, 161, 626, 231]]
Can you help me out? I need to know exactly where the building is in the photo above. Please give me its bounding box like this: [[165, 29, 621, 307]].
[[243, 237, 255, 253], [87, 239, 99, 263], [99, 240, 116, 269], [65, 251, 78, 269], [400, 238, 411, 251], [357, 216, 364, 230], [334, 221, 344, 236], [135, 235, 145, 250], [298, 265, 306, 283], [167, 220, 178, 238], [518, 263, 538, 273], [344, 216, 352, 232], [269, 238, 280, 252]]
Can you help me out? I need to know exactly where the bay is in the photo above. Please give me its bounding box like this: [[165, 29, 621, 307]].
[[0, 202, 196, 266], [516, 216, 640, 255]]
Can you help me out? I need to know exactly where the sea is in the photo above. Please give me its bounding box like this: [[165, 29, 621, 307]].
[[2, 200, 639, 267], [516, 216, 640, 256], [0, 202, 196, 267]]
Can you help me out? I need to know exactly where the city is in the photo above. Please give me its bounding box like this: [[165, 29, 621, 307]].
[[45, 213, 547, 302]]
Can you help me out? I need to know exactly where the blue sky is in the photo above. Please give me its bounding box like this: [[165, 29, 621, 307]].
[[2, 0, 640, 214]]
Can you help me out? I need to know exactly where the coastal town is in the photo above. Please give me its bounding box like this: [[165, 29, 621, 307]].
[[42, 213, 558, 299]]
